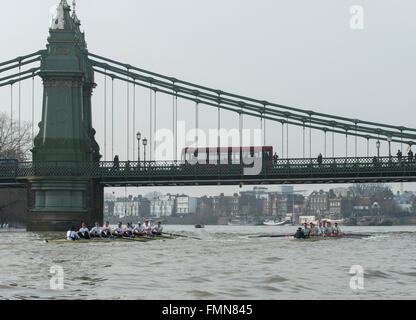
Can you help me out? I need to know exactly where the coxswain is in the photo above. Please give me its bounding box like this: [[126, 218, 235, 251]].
[[152, 221, 164, 235], [133, 223, 145, 237], [67, 227, 80, 241], [101, 221, 112, 238], [90, 222, 102, 238], [294, 227, 305, 239], [78, 222, 90, 239]]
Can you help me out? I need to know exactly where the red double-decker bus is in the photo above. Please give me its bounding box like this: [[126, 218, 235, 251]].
[[181, 146, 273, 166]]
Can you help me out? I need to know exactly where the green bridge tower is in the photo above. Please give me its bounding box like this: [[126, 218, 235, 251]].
[[27, 1, 103, 231]]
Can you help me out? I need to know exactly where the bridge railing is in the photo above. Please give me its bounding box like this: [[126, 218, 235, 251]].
[[0, 156, 415, 180]]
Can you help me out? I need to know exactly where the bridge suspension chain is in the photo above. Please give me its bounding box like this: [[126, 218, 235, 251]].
[[94, 68, 410, 150], [88, 58, 416, 144], [88, 53, 416, 142]]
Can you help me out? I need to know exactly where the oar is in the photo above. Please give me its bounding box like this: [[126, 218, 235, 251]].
[[340, 233, 373, 238], [248, 234, 292, 238], [117, 236, 152, 242], [162, 232, 202, 240]]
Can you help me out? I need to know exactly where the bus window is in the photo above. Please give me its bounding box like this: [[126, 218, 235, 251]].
[[231, 150, 240, 164], [208, 150, 218, 164], [264, 150, 271, 160], [219, 151, 228, 164], [197, 150, 208, 163]]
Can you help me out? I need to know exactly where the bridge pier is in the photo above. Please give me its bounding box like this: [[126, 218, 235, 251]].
[[26, 1, 102, 231], [26, 180, 103, 232]]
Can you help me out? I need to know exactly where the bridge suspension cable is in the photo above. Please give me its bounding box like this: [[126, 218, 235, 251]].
[[104, 70, 107, 161], [90, 58, 416, 162], [0, 51, 42, 67], [88, 53, 416, 141], [94, 68, 410, 149], [126, 67, 130, 161], [154, 89, 157, 161], [111, 76, 115, 160]]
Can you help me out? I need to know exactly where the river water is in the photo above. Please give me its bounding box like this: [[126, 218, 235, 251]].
[[0, 225, 415, 300]]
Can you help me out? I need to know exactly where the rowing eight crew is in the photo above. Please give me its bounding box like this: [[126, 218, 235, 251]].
[[67, 221, 164, 241], [294, 221, 342, 239]]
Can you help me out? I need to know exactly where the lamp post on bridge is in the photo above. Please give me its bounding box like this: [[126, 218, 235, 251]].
[[387, 136, 392, 159], [143, 138, 148, 165], [376, 140, 381, 158], [136, 131, 141, 165]]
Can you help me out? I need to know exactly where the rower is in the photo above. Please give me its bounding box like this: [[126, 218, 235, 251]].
[[133, 223, 145, 237], [333, 223, 341, 235], [143, 220, 152, 236], [122, 222, 133, 237], [152, 221, 164, 235], [90, 222, 102, 238], [314, 223, 322, 236], [112, 221, 124, 237], [101, 221, 112, 238], [294, 227, 305, 239], [78, 222, 90, 239], [67, 227, 80, 241], [309, 222, 316, 236], [302, 223, 310, 237], [322, 221, 329, 234], [326, 222, 334, 235]]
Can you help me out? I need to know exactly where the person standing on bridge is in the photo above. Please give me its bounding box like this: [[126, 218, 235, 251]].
[[273, 152, 279, 165], [317, 153, 323, 166], [114, 155, 120, 169], [408, 149, 413, 162], [397, 150, 402, 163]]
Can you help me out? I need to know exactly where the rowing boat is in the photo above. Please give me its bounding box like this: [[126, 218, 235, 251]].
[[45, 234, 178, 244], [291, 234, 370, 242]]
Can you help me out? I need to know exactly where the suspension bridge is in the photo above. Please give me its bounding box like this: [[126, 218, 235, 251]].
[[1, 0, 415, 231]]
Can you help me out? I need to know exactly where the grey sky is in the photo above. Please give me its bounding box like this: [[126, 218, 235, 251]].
[[1, 0, 415, 197]]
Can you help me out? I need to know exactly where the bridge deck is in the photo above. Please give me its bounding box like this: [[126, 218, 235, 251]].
[[0, 157, 415, 187]]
